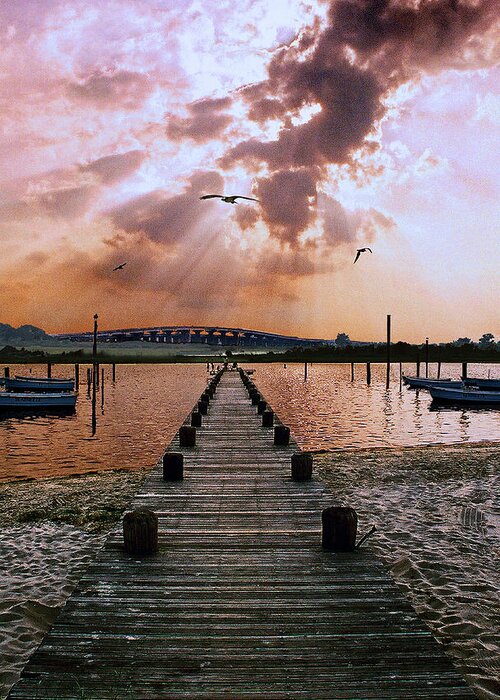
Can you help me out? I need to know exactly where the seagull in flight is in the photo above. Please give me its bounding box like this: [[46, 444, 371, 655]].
[[200, 194, 259, 204], [112, 262, 127, 271], [353, 248, 372, 264]]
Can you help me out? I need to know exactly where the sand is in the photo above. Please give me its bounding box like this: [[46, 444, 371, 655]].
[[0, 445, 499, 699]]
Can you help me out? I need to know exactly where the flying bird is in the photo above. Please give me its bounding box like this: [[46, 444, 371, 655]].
[[200, 194, 259, 204], [112, 262, 127, 271], [353, 248, 372, 264]]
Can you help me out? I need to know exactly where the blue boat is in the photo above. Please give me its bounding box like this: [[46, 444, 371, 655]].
[[0, 391, 77, 409], [5, 376, 75, 392], [429, 386, 500, 406]]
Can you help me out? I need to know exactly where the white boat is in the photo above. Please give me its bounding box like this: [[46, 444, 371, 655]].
[[463, 377, 500, 391], [429, 386, 500, 405], [403, 376, 462, 389], [6, 376, 75, 392], [0, 391, 78, 409]]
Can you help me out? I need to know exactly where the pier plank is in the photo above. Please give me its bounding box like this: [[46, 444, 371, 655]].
[[8, 371, 475, 699]]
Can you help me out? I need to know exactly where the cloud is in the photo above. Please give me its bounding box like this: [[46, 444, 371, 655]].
[[108, 170, 224, 243], [221, 0, 498, 245], [80, 150, 146, 184], [67, 69, 153, 110], [166, 96, 233, 142]]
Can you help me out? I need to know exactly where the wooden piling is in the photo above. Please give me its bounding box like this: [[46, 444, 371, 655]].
[[462, 362, 468, 379], [101, 367, 105, 407], [112, 363, 116, 382], [262, 409, 274, 427], [437, 361, 441, 379], [179, 425, 196, 447], [96, 363, 100, 387], [4, 367, 9, 378], [191, 411, 202, 427], [162, 452, 183, 481], [425, 337, 429, 379], [386, 314, 391, 389], [47, 362, 52, 378], [291, 453, 313, 481], [416, 353, 421, 378], [123, 508, 158, 555], [366, 363, 371, 385], [198, 399, 208, 415], [350, 362, 354, 382], [304, 362, 308, 381], [322, 506, 358, 552], [274, 425, 290, 446], [74, 364, 79, 390]]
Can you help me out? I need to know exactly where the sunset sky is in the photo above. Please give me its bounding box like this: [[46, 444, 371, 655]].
[[0, 0, 498, 342]]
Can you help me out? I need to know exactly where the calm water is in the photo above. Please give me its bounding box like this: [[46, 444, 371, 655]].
[[0, 362, 498, 481]]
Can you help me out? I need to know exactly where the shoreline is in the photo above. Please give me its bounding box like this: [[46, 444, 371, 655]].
[[1, 443, 498, 699]]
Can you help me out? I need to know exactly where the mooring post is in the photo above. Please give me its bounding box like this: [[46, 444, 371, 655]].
[[425, 337, 429, 378], [74, 364, 79, 390], [191, 411, 202, 427], [101, 367, 105, 407], [366, 363, 371, 385], [4, 367, 9, 378], [92, 313, 98, 360], [123, 508, 158, 555], [399, 362, 402, 389], [416, 352, 420, 378], [274, 425, 290, 446], [86, 367, 91, 395], [262, 410, 274, 427], [350, 363, 354, 382], [91, 365, 97, 436], [322, 506, 358, 552], [179, 425, 196, 447], [462, 362, 468, 379], [437, 361, 441, 379], [112, 363, 116, 382], [96, 363, 100, 387], [47, 362, 52, 378], [162, 453, 183, 481], [304, 362, 308, 381], [386, 314, 391, 389], [291, 453, 313, 481]]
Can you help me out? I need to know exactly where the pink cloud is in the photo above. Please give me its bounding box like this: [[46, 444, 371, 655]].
[[166, 96, 233, 143], [67, 69, 153, 110]]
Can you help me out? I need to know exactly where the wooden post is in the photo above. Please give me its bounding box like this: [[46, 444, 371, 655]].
[[416, 352, 420, 378], [179, 425, 196, 447], [304, 362, 308, 381], [251, 392, 261, 406], [47, 362, 52, 378], [262, 410, 274, 427], [437, 361, 441, 379], [257, 399, 267, 415], [91, 366, 97, 436], [162, 453, 183, 481], [366, 363, 371, 385], [87, 367, 91, 395], [399, 362, 402, 389], [101, 367, 105, 407], [322, 506, 357, 552], [191, 411, 202, 427], [386, 314, 391, 389], [96, 363, 100, 387], [112, 363, 116, 382], [4, 367, 9, 378], [462, 362, 468, 379], [92, 313, 98, 360], [74, 364, 79, 390], [291, 453, 313, 481], [350, 362, 354, 382], [198, 399, 208, 415], [425, 337, 429, 378], [274, 425, 290, 446], [123, 508, 158, 555]]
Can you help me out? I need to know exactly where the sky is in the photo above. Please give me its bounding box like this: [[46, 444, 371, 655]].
[[0, 0, 498, 342]]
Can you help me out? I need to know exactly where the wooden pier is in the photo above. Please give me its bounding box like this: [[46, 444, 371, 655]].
[[9, 371, 474, 699]]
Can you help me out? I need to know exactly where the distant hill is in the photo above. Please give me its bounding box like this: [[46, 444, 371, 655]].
[[0, 323, 50, 343]]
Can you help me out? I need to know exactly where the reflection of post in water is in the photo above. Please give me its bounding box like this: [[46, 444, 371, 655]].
[[399, 362, 402, 390], [101, 366, 105, 412], [91, 363, 97, 436]]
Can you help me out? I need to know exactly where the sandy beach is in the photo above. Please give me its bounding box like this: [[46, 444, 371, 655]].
[[0, 444, 498, 699]]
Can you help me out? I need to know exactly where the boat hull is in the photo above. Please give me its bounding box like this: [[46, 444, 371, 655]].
[[463, 378, 500, 391], [429, 386, 500, 405], [7, 376, 75, 392], [403, 376, 462, 389], [0, 392, 78, 408]]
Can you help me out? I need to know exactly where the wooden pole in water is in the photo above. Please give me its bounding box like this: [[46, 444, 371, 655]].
[[74, 364, 79, 390], [92, 313, 98, 360], [386, 314, 391, 389], [4, 367, 9, 378], [462, 362, 468, 379], [91, 364, 97, 435], [350, 362, 354, 382], [366, 363, 371, 385], [437, 361, 441, 379], [86, 367, 91, 395], [425, 337, 429, 378], [112, 363, 116, 382], [304, 362, 308, 381], [416, 352, 420, 377], [47, 362, 52, 378], [101, 367, 105, 407], [399, 362, 402, 388]]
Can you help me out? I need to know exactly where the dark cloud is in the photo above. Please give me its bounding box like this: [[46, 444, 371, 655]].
[[222, 0, 498, 245], [0, 184, 97, 221], [80, 150, 146, 184], [108, 170, 224, 243], [166, 96, 233, 143], [67, 69, 153, 110]]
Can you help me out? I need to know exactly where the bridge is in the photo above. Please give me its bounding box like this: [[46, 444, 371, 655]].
[[53, 325, 331, 349]]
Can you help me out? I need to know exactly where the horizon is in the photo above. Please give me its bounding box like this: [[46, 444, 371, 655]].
[[0, 1, 498, 343]]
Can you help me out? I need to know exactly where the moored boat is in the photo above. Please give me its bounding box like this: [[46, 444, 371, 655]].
[[429, 386, 500, 406], [463, 377, 500, 391], [403, 376, 462, 389], [0, 391, 78, 409], [6, 376, 75, 392]]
